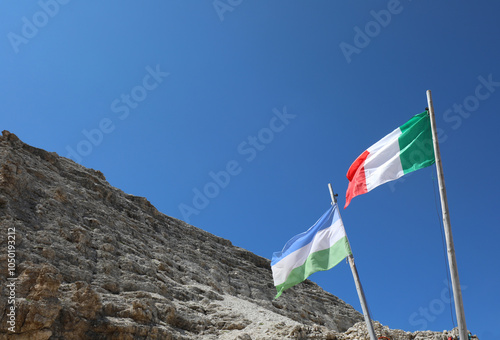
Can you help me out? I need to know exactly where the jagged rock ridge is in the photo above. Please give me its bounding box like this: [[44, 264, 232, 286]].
[[0, 130, 363, 339]]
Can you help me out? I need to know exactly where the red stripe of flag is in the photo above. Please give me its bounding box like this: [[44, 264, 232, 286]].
[[345, 150, 370, 208]]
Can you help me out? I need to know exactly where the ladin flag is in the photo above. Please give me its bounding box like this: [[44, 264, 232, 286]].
[[345, 111, 435, 208], [271, 204, 352, 299]]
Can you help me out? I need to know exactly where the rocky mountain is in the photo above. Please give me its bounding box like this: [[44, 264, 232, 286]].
[[0, 131, 477, 340]]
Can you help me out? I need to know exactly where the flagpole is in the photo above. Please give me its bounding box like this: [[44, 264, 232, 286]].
[[426, 90, 467, 339], [328, 183, 377, 340]]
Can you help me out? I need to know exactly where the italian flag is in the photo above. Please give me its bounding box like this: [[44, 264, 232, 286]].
[[345, 111, 435, 208]]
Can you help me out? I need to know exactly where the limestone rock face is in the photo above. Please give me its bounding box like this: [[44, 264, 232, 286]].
[[0, 130, 362, 339]]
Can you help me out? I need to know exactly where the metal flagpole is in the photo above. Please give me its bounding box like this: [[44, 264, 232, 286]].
[[328, 183, 377, 340], [426, 90, 468, 340]]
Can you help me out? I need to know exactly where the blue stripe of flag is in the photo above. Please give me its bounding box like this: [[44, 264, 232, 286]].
[[271, 204, 338, 266]]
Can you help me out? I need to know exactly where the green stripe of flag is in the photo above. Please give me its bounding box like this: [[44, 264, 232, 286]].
[[274, 236, 352, 299], [398, 111, 435, 174]]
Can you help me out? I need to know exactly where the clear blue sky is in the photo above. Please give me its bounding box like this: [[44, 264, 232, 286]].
[[2, 1, 499, 338]]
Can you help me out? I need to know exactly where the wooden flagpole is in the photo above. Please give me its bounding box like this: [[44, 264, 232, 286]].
[[328, 183, 377, 340], [426, 90, 468, 339]]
